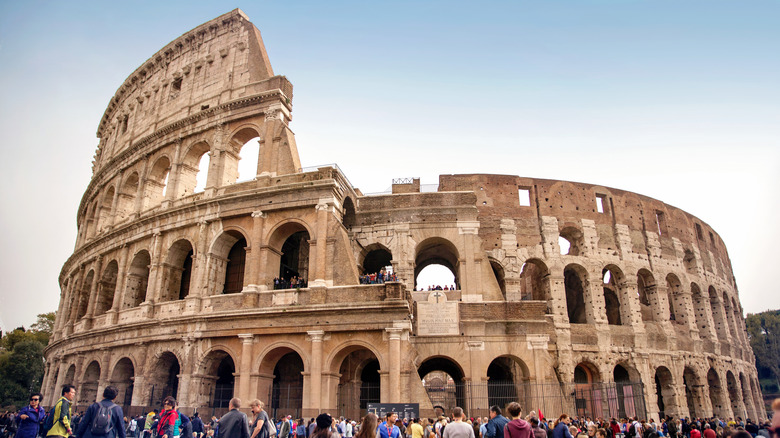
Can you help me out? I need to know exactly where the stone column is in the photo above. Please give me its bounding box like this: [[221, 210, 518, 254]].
[[247, 211, 267, 290], [311, 203, 330, 287], [458, 222, 481, 296], [133, 156, 149, 218], [146, 232, 164, 303], [307, 330, 325, 412], [386, 327, 403, 403], [190, 221, 210, 299], [96, 349, 112, 399], [107, 245, 129, 323], [130, 344, 149, 406], [51, 360, 69, 405], [164, 139, 183, 204], [238, 334, 255, 403], [85, 255, 105, 328]]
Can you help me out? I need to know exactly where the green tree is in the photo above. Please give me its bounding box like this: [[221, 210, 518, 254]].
[[746, 309, 780, 390], [0, 312, 54, 408]]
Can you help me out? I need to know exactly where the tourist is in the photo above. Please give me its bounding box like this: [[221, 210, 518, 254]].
[[48, 385, 76, 438], [76, 386, 126, 438], [14, 392, 45, 438], [298, 419, 309, 438], [554, 416, 574, 438], [379, 413, 402, 438], [504, 402, 531, 438], [312, 414, 337, 438], [531, 419, 546, 438], [485, 406, 509, 438], [443, 408, 474, 438], [410, 419, 424, 438], [157, 397, 180, 438], [249, 400, 270, 438], [355, 414, 377, 438], [216, 398, 249, 438]]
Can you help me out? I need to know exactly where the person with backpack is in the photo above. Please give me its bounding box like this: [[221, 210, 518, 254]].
[[14, 392, 45, 438], [75, 385, 126, 438], [46, 384, 76, 438]]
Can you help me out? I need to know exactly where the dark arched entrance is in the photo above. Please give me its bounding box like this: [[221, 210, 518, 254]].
[[419, 357, 466, 416], [271, 352, 304, 418], [336, 347, 381, 419]]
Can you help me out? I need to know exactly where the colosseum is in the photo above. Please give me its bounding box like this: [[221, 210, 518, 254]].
[[42, 9, 764, 422]]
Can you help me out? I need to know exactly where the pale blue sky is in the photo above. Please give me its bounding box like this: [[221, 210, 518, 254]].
[[1, 1, 778, 330]]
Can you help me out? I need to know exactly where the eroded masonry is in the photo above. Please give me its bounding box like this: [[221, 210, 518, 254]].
[[43, 9, 763, 421]]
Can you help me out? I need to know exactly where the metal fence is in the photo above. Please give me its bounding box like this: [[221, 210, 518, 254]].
[[337, 382, 381, 420], [423, 381, 646, 419], [269, 383, 304, 419]]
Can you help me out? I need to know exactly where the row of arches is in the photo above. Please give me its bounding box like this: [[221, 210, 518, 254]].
[[81, 129, 263, 242]]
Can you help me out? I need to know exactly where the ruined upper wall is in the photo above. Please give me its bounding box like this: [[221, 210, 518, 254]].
[[438, 174, 736, 285], [91, 9, 278, 173]]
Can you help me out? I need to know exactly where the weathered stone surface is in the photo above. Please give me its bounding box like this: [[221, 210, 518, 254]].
[[43, 9, 763, 422]]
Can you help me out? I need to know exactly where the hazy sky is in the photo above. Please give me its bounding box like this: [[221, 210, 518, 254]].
[[1, 1, 778, 331]]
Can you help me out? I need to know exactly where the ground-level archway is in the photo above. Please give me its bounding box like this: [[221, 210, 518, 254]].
[[654, 366, 678, 419], [110, 358, 135, 408], [79, 361, 101, 406], [147, 352, 180, 409], [334, 346, 381, 420], [419, 356, 466, 417]]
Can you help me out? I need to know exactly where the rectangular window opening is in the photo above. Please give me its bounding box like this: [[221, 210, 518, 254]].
[[172, 77, 182, 91], [695, 223, 703, 240], [596, 194, 606, 213], [709, 231, 715, 246], [518, 187, 531, 207], [655, 211, 666, 236]]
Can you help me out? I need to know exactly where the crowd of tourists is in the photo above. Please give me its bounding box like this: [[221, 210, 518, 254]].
[[416, 285, 458, 291], [273, 277, 308, 290], [359, 270, 398, 285], [2, 385, 778, 438]]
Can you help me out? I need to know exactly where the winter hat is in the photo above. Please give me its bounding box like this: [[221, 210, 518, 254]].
[[317, 413, 332, 430]]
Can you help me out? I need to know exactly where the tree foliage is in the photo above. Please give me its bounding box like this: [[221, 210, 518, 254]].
[[0, 312, 54, 408], [746, 309, 780, 389]]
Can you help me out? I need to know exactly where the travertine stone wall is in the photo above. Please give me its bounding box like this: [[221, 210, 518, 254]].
[[43, 9, 763, 422]]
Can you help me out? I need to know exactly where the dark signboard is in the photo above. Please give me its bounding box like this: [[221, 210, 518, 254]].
[[366, 403, 420, 420]]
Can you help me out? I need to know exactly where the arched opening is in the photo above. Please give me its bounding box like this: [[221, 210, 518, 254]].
[[235, 136, 260, 183], [683, 249, 697, 274], [268, 222, 312, 290], [559, 227, 584, 256], [76, 270, 94, 320], [732, 298, 743, 342], [726, 371, 742, 419], [342, 197, 356, 230], [486, 356, 530, 412], [602, 266, 623, 326], [116, 172, 139, 223], [519, 259, 550, 301], [144, 156, 170, 209], [224, 238, 247, 294], [64, 365, 76, 386], [80, 361, 101, 405], [709, 286, 728, 338], [707, 367, 725, 417], [271, 352, 304, 419], [691, 283, 712, 338], [96, 260, 118, 315], [110, 358, 135, 408], [666, 274, 682, 323], [573, 362, 600, 418], [414, 238, 460, 291], [613, 365, 633, 418], [637, 269, 656, 322], [654, 366, 676, 419], [179, 142, 210, 196], [148, 352, 180, 409], [335, 347, 381, 420], [489, 259, 507, 298], [361, 246, 393, 281], [419, 357, 466, 415], [124, 250, 150, 308], [96, 187, 115, 233], [161, 240, 194, 301], [564, 265, 588, 324], [214, 355, 236, 410], [683, 367, 700, 419], [279, 232, 309, 287]]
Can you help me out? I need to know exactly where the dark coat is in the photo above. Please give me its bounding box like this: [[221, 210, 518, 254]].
[[216, 409, 249, 438], [75, 399, 127, 438], [15, 405, 45, 438]]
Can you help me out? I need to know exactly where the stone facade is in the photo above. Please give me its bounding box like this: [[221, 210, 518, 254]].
[[43, 9, 763, 422]]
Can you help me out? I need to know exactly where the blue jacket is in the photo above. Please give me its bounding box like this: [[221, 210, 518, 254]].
[[15, 405, 45, 438], [486, 416, 509, 438], [377, 422, 400, 438], [552, 423, 573, 438], [75, 399, 126, 438]]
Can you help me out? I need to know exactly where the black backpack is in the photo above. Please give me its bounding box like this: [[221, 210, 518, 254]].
[[91, 402, 115, 435], [42, 400, 64, 436]]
